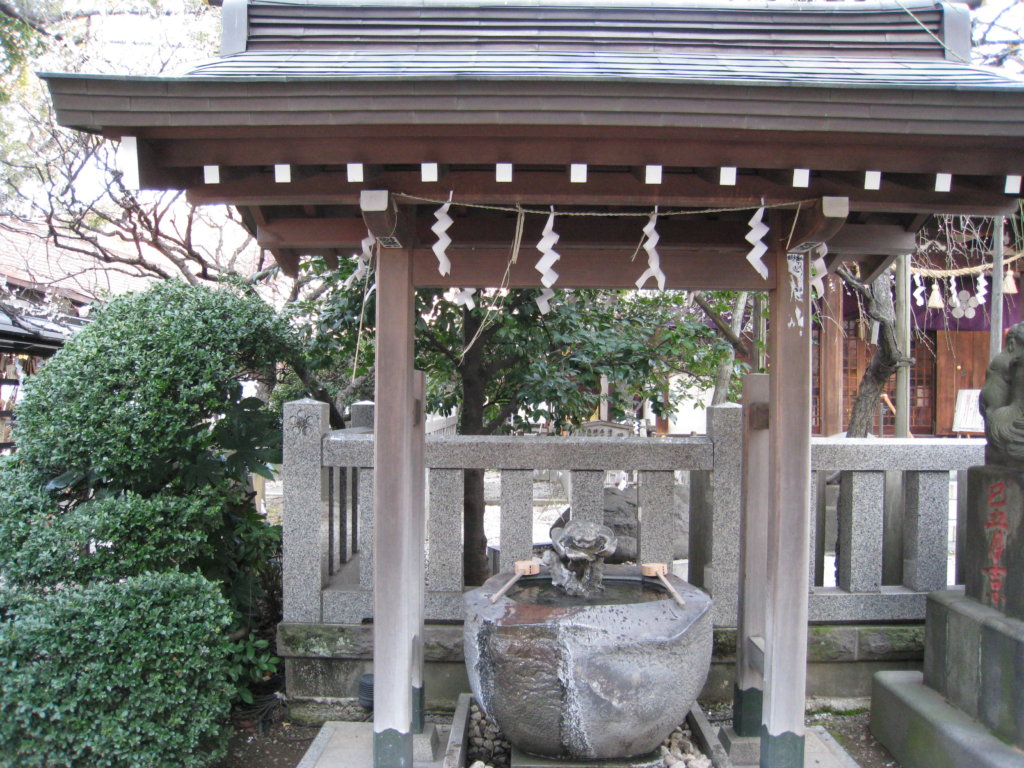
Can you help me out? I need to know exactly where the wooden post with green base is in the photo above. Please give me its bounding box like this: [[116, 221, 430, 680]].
[[761, 246, 813, 768]]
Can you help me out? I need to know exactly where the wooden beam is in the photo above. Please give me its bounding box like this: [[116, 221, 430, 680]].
[[140, 124, 1024, 177], [413, 250, 775, 291], [826, 224, 916, 256], [186, 168, 1020, 216], [257, 214, 753, 252]]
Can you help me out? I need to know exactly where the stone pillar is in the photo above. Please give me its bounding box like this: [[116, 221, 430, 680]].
[[282, 398, 330, 623], [837, 471, 885, 593], [499, 470, 534, 572], [706, 402, 743, 627]]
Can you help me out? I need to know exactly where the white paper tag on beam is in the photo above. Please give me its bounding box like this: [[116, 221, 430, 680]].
[[745, 206, 770, 280], [431, 193, 454, 277], [117, 136, 140, 190], [635, 211, 665, 291], [535, 209, 561, 289]]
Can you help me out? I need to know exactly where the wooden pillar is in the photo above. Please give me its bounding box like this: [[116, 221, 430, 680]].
[[894, 254, 911, 438], [991, 217, 1005, 361], [367, 189, 418, 767], [819, 275, 844, 436], [761, 248, 812, 768], [410, 370, 426, 733], [734, 374, 770, 735]]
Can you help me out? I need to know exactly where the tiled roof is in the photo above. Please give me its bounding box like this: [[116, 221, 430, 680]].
[[185, 49, 1024, 90], [238, 0, 958, 59], [0, 219, 154, 302]]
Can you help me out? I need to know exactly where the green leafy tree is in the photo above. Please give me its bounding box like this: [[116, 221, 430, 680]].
[[291, 258, 739, 583]]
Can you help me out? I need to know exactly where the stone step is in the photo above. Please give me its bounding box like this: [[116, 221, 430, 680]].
[[871, 670, 1024, 768]]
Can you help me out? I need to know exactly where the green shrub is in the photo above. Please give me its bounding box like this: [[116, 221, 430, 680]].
[[15, 280, 293, 495], [0, 571, 234, 768], [0, 488, 220, 588]]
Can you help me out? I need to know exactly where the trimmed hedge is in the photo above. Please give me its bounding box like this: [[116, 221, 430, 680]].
[[14, 280, 293, 494], [0, 571, 234, 768]]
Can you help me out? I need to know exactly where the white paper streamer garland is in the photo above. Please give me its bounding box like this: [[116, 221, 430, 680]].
[[535, 209, 562, 289], [809, 245, 827, 299], [342, 232, 374, 289], [432, 193, 454, 277], [745, 207, 770, 281], [948, 276, 960, 308], [445, 286, 476, 310], [635, 210, 666, 291], [536, 288, 555, 315], [976, 273, 988, 305], [913, 274, 925, 307]]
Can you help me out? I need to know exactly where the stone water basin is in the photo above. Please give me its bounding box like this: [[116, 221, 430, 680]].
[[463, 564, 712, 761]]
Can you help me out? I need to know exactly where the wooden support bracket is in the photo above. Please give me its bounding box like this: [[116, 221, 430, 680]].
[[360, 189, 414, 249], [783, 196, 849, 253]]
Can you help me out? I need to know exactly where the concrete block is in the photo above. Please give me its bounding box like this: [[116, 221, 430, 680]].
[[808, 586, 927, 623], [872, 670, 1024, 768], [427, 469, 463, 590], [965, 465, 1024, 619], [923, 589, 950, 693], [980, 612, 1024, 748], [837, 470, 885, 593], [442, 694, 472, 768], [903, 470, 951, 592], [945, 597, 985, 718], [808, 625, 858, 662], [499, 469, 533, 571], [569, 469, 605, 523], [707, 403, 742, 627], [357, 467, 374, 590], [856, 625, 924, 662], [638, 469, 674, 566], [349, 401, 374, 428]]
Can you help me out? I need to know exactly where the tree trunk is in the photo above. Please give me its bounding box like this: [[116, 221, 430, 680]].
[[459, 309, 491, 586], [845, 273, 906, 437], [711, 292, 748, 405]]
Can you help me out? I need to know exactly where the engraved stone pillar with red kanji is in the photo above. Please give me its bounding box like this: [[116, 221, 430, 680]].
[[965, 466, 1024, 620]]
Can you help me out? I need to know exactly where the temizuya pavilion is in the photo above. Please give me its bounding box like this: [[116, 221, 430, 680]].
[[43, 1, 1024, 766]]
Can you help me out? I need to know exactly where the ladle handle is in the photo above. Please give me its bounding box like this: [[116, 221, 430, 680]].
[[641, 562, 686, 607], [490, 560, 541, 603]]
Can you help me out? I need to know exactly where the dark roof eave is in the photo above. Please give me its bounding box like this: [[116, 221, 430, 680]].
[[39, 71, 1024, 140]]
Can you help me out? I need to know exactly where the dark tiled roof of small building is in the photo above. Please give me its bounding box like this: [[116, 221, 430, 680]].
[[184, 49, 1024, 90], [235, 0, 959, 59]]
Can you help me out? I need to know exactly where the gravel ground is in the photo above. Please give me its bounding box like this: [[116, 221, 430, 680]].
[[217, 701, 900, 768]]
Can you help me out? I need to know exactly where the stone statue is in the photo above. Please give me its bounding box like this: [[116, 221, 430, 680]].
[[543, 517, 617, 598], [981, 322, 1024, 467]]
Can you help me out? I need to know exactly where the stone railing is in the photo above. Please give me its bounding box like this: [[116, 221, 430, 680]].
[[281, 398, 984, 629], [807, 436, 983, 622]]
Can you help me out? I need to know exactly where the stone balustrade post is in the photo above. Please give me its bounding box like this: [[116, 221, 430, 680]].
[[837, 471, 885, 593], [283, 398, 330, 623], [903, 470, 951, 592], [706, 402, 743, 626]]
